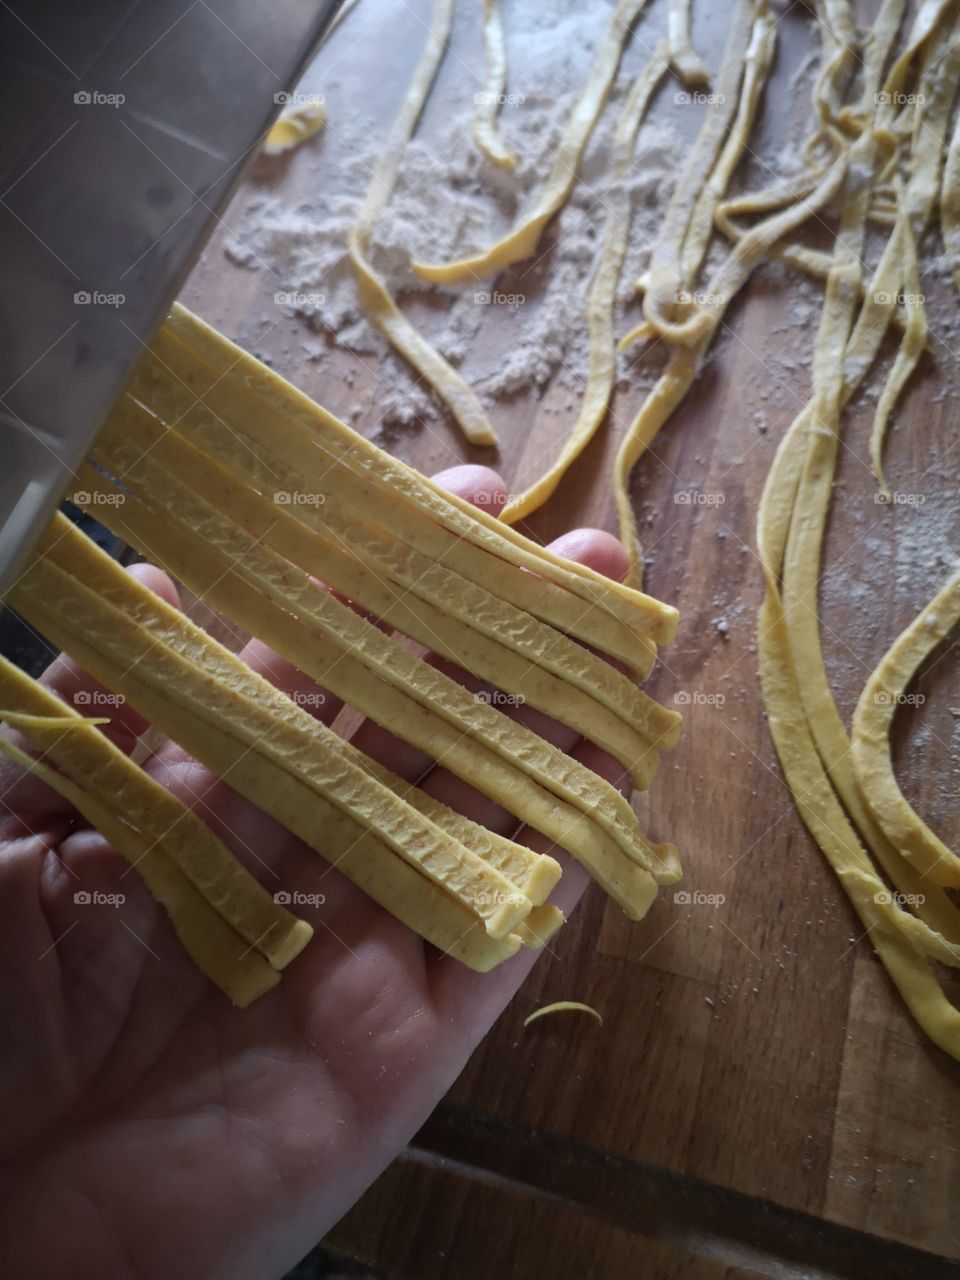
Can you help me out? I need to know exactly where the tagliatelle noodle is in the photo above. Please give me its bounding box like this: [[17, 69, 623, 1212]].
[[348, 0, 497, 446], [852, 571, 960, 887], [498, 43, 670, 526], [411, 0, 652, 284], [472, 0, 517, 169]]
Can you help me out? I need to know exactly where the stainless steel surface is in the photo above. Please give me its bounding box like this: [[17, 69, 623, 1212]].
[[0, 0, 342, 596]]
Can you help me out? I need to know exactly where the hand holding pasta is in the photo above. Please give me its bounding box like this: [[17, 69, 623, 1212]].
[[0, 463, 646, 1280]]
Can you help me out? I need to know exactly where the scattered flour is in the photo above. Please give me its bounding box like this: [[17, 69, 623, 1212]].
[[223, 64, 681, 429]]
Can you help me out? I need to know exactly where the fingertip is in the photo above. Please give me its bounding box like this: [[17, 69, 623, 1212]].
[[432, 465, 507, 514], [126, 561, 180, 609], [547, 528, 629, 583]]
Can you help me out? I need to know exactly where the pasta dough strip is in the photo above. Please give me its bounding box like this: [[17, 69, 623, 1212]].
[[758, 60, 960, 1055], [867, 185, 926, 494], [852, 571, 960, 887], [80, 449, 677, 884], [412, 0, 651, 283], [0, 658, 312, 970], [640, 0, 753, 342], [24, 516, 670, 915], [93, 417, 679, 768], [14, 525, 541, 940], [667, 0, 709, 86], [473, 0, 517, 169], [497, 43, 670, 526], [348, 0, 497, 446], [147, 306, 680, 647], [672, 8, 777, 330], [614, 144, 851, 580], [0, 732, 280, 1007], [12, 577, 524, 972], [903, 15, 960, 233]]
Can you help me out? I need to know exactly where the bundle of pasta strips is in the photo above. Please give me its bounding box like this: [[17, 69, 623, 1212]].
[[0, 305, 680, 1005]]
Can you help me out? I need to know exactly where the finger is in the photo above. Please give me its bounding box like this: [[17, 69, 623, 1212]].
[[429, 464, 510, 515]]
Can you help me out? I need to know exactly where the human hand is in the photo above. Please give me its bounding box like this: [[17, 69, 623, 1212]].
[[0, 464, 632, 1280]]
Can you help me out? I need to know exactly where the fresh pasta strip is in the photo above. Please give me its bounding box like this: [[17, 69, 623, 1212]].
[[640, 0, 753, 341], [524, 1001, 602, 1026], [473, 0, 517, 169], [363, 759, 554, 904], [513, 906, 565, 949], [837, 0, 906, 131], [616, 320, 654, 351], [880, 0, 955, 113], [614, 341, 706, 581], [810, 0, 858, 127], [0, 732, 280, 1007], [348, 0, 497, 446], [14, 523, 543, 940], [12, 560, 525, 972], [614, 144, 850, 579], [411, 0, 651, 284], [103, 418, 664, 756], [903, 17, 960, 232], [674, 9, 777, 316], [24, 564, 654, 926], [667, 0, 709, 86], [92, 421, 678, 771], [0, 658, 312, 970], [852, 571, 960, 887], [28, 513, 673, 913], [770, 207, 960, 947], [867, 185, 926, 494], [759, 470, 960, 1052], [757, 60, 960, 1058], [644, 136, 852, 348], [263, 99, 325, 156], [498, 44, 670, 526], [78, 451, 677, 888], [146, 306, 680, 650], [715, 169, 827, 234]]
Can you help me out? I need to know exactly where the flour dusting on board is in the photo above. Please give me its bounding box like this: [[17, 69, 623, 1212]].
[[222, 0, 681, 431]]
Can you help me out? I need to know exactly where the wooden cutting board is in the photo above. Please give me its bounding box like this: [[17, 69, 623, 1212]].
[[181, 0, 960, 1273]]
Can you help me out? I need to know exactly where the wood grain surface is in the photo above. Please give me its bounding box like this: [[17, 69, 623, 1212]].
[[179, 0, 960, 1274]]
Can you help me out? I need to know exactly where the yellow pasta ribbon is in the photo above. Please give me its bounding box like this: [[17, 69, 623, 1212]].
[[411, 0, 651, 284]]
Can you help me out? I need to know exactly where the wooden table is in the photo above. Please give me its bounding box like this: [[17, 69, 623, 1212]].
[[181, 1, 960, 1274]]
